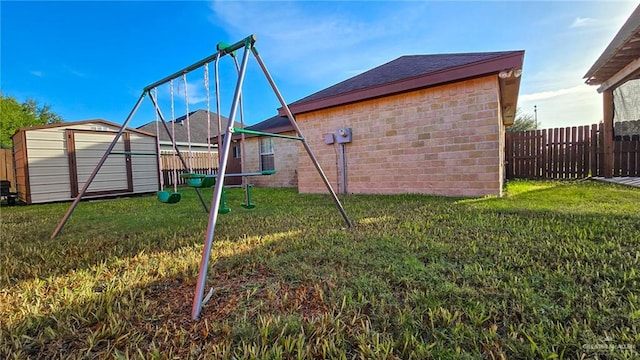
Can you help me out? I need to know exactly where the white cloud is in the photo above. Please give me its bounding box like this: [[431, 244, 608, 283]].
[[570, 17, 596, 28], [518, 83, 602, 128], [158, 79, 209, 107], [519, 85, 590, 102], [30, 70, 43, 77], [209, 1, 432, 85], [63, 64, 86, 78]]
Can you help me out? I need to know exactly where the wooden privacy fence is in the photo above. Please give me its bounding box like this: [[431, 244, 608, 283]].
[[505, 123, 640, 179], [0, 149, 16, 189], [160, 151, 218, 186]]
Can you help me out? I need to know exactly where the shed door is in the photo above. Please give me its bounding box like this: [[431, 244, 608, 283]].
[[67, 130, 133, 197]]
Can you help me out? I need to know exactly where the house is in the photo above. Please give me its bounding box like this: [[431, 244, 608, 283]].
[[215, 115, 299, 187], [275, 51, 524, 197], [584, 4, 640, 178], [12, 119, 158, 204]]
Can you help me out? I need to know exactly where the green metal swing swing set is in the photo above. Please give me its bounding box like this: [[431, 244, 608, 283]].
[[154, 51, 276, 208]]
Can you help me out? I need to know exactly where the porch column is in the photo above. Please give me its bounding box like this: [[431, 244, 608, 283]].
[[602, 89, 614, 178]]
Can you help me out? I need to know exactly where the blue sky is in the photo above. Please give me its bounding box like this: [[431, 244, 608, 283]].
[[1, 1, 638, 130]]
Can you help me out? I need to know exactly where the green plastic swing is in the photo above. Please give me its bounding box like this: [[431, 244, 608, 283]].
[[180, 173, 216, 188], [157, 190, 181, 204], [153, 85, 182, 204]]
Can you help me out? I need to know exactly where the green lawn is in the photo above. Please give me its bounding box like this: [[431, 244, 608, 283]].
[[1, 180, 638, 359]]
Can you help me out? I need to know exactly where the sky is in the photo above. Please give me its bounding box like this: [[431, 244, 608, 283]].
[[1, 1, 638, 130]]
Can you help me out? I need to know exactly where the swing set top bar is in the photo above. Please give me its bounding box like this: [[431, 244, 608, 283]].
[[232, 127, 304, 141], [143, 34, 257, 92]]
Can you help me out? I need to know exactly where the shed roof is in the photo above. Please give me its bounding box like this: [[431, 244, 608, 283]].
[[282, 51, 524, 116], [584, 4, 640, 89], [11, 119, 155, 138], [137, 109, 239, 144]]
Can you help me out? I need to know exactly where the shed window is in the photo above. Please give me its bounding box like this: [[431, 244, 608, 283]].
[[260, 138, 274, 171]]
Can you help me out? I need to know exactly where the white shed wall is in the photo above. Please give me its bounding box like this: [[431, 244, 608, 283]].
[[23, 122, 158, 204], [129, 133, 159, 192], [25, 129, 72, 203]]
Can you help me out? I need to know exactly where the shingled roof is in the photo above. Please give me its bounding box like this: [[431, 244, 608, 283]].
[[282, 51, 524, 116], [137, 109, 240, 144], [246, 115, 293, 133]]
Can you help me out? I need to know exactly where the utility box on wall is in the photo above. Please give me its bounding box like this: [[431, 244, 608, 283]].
[[336, 128, 352, 144], [324, 133, 335, 145]]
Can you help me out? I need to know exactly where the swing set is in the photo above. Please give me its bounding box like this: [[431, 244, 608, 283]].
[[50, 35, 353, 320]]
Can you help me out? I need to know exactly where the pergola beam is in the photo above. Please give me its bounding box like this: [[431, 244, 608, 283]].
[[597, 57, 640, 93], [602, 89, 614, 178]]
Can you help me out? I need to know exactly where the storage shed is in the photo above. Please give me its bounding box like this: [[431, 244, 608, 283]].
[[12, 119, 158, 204]]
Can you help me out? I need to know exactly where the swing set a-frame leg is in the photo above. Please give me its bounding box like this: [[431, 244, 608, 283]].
[[191, 37, 353, 321], [50, 92, 147, 239], [252, 47, 353, 228], [191, 40, 253, 321]]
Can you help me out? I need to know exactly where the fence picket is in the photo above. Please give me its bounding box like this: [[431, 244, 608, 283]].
[[505, 123, 639, 179]]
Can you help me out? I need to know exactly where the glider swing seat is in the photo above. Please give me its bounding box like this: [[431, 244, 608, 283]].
[[181, 173, 216, 188], [50, 35, 353, 322]]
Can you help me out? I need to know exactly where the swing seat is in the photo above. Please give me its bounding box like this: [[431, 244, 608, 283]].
[[157, 190, 181, 204], [180, 173, 216, 188]]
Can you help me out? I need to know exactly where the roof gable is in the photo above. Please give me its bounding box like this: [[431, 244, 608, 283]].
[[282, 51, 524, 116]]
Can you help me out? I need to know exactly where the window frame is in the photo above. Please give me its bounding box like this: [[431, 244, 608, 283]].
[[259, 137, 275, 171]]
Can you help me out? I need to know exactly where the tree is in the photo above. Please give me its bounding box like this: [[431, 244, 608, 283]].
[[0, 94, 63, 148], [506, 108, 537, 132]]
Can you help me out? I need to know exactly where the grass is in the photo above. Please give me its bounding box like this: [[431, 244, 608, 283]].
[[0, 180, 639, 359]]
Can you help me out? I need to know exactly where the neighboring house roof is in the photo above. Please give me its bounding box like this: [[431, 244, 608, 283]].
[[11, 119, 155, 138], [137, 109, 239, 145], [212, 115, 295, 141], [282, 51, 525, 118], [584, 4, 640, 90]]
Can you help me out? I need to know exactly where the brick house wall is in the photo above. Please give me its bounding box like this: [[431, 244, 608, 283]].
[[242, 131, 299, 187], [295, 75, 505, 197]]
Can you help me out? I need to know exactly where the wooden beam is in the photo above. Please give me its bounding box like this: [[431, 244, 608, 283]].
[[597, 56, 640, 93], [602, 89, 614, 178]]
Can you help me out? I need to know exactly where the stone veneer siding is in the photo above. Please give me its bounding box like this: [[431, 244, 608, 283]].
[[295, 75, 505, 197], [243, 131, 299, 187]]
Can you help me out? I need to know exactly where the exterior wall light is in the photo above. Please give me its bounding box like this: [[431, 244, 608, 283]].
[[498, 68, 522, 79], [498, 70, 512, 79]]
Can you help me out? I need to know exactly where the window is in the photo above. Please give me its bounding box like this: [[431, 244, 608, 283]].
[[260, 138, 275, 171], [233, 145, 241, 159]]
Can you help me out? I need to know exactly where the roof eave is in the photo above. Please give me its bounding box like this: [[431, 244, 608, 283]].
[[499, 76, 522, 126], [280, 51, 525, 116], [584, 5, 640, 85]]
